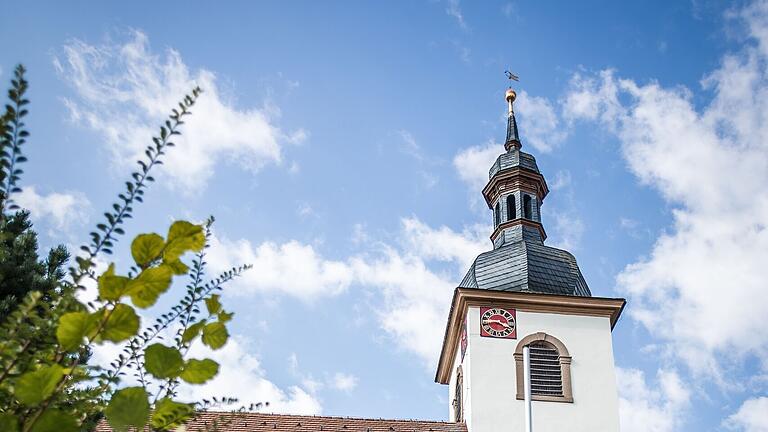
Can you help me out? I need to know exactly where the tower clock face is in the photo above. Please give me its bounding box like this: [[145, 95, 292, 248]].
[[480, 307, 517, 339]]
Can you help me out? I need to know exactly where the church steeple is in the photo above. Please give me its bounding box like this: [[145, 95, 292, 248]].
[[436, 73, 624, 432], [461, 77, 591, 297]]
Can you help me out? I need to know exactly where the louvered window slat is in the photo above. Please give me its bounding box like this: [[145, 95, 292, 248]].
[[529, 342, 563, 397]]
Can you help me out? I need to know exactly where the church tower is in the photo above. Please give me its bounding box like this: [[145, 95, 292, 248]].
[[435, 81, 625, 432]]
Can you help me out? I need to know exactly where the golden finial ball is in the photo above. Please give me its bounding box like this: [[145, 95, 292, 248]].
[[505, 88, 517, 103]]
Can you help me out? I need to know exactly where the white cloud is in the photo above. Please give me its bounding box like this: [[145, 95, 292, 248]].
[[445, 0, 468, 30], [351, 223, 370, 245], [178, 336, 322, 414], [399, 130, 424, 161], [549, 169, 572, 191], [517, 90, 568, 153], [397, 130, 440, 189], [618, 217, 649, 240], [616, 368, 690, 432], [501, 3, 517, 19], [453, 42, 472, 64], [419, 171, 439, 189], [619, 217, 639, 230], [351, 248, 455, 367], [288, 353, 358, 394], [563, 0, 768, 381], [351, 218, 487, 367], [453, 140, 499, 192], [207, 234, 354, 300], [330, 373, 358, 392], [208, 217, 487, 368], [296, 202, 315, 218], [14, 186, 90, 232], [548, 211, 584, 251], [54, 30, 304, 194], [724, 397, 768, 431], [400, 217, 487, 271], [87, 314, 321, 415]]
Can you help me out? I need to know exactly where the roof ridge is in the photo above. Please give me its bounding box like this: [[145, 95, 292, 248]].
[[195, 411, 460, 424]]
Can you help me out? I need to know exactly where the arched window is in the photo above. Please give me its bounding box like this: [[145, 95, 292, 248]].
[[453, 366, 463, 422], [494, 202, 501, 226], [523, 195, 533, 220], [514, 332, 573, 403], [506, 194, 516, 220]]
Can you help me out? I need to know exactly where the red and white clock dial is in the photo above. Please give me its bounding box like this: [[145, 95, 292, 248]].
[[480, 307, 517, 339]]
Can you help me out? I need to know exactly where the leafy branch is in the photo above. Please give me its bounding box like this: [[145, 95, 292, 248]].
[[0, 64, 30, 214], [72, 86, 203, 285]]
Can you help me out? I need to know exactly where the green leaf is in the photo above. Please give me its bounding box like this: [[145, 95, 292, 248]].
[[151, 398, 194, 430], [205, 294, 222, 315], [0, 413, 19, 432], [99, 304, 140, 343], [98, 263, 130, 301], [57, 311, 98, 351], [165, 258, 189, 275], [105, 387, 149, 432], [131, 233, 165, 267], [182, 320, 206, 344], [126, 264, 173, 308], [180, 358, 220, 384], [15, 365, 64, 406], [144, 343, 183, 379], [164, 221, 205, 261], [28, 409, 77, 432], [218, 310, 234, 323], [201, 322, 228, 350]]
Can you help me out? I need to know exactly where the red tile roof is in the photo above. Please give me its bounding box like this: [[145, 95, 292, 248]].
[[95, 412, 468, 432]]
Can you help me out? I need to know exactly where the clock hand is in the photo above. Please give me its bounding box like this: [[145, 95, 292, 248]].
[[482, 319, 511, 329]]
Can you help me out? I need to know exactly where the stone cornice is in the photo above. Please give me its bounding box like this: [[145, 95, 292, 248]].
[[482, 168, 549, 208], [434, 288, 626, 385]]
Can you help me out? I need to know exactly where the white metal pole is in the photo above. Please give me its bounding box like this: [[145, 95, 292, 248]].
[[523, 345, 533, 432]]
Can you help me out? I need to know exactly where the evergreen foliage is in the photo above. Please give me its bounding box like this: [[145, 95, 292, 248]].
[[0, 211, 69, 318]]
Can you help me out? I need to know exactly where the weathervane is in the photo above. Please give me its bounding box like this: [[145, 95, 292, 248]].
[[504, 70, 518, 116]]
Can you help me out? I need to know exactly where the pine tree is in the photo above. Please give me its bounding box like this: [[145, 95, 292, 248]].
[[0, 65, 68, 319]]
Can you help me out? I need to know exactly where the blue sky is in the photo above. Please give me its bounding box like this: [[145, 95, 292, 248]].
[[2, 1, 768, 430]]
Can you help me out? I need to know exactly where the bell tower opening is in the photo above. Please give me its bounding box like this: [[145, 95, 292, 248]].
[[523, 194, 532, 220], [506, 194, 516, 220]]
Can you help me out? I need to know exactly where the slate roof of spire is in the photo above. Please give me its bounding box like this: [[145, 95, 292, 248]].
[[459, 240, 591, 297], [489, 148, 540, 178], [95, 412, 468, 432], [505, 109, 520, 145]]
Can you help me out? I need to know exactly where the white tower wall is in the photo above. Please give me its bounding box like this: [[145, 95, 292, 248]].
[[448, 306, 621, 432]]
